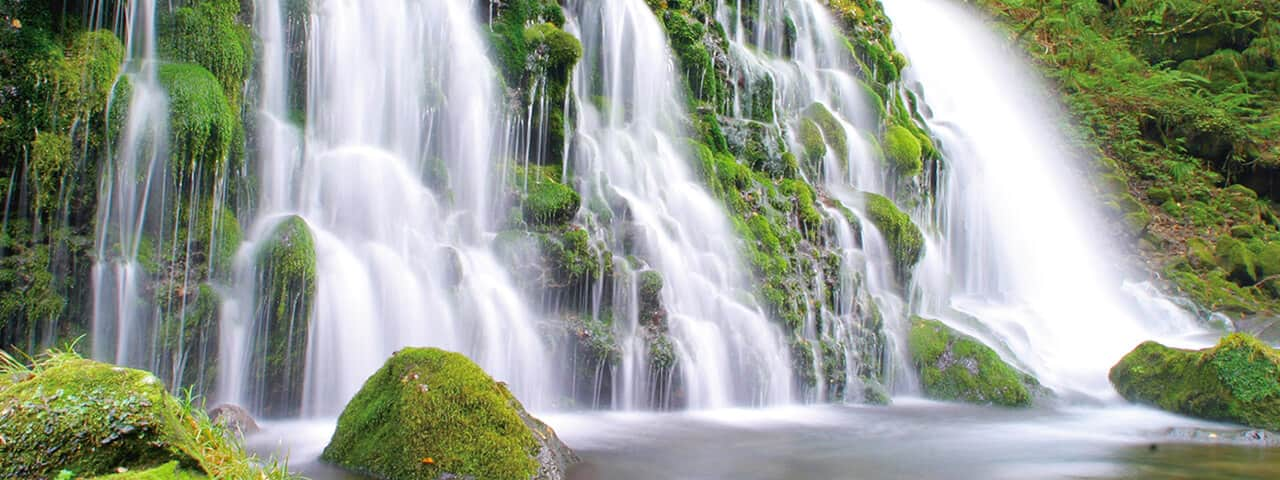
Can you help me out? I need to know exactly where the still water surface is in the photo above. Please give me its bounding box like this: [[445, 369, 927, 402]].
[[248, 400, 1280, 479]]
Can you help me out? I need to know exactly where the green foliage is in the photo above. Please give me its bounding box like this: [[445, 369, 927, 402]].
[[524, 23, 583, 69], [638, 269, 666, 326], [0, 350, 292, 479], [158, 0, 252, 108], [158, 63, 238, 176], [30, 130, 72, 215], [517, 164, 581, 227], [321, 348, 541, 480], [864, 193, 924, 282], [541, 227, 604, 286], [0, 232, 66, 341], [883, 124, 922, 177], [977, 0, 1280, 315], [909, 317, 1034, 407], [1110, 333, 1280, 430]]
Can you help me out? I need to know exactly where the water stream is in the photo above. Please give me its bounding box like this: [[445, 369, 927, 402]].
[[567, 0, 793, 410]]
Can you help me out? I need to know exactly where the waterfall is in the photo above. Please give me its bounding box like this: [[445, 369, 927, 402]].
[[91, 0, 173, 372], [882, 0, 1203, 398], [715, 0, 917, 399], [218, 0, 555, 415], [85, 0, 1215, 419], [567, 0, 794, 409]]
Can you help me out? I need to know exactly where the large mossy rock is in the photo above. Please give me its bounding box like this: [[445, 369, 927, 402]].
[[0, 357, 195, 478], [0, 353, 289, 479], [322, 348, 578, 480], [1110, 334, 1280, 430], [908, 317, 1037, 407], [249, 215, 317, 417]]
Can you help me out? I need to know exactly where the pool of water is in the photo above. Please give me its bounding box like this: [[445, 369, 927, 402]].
[[247, 400, 1280, 479]]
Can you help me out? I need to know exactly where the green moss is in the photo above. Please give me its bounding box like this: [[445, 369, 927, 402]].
[[659, 8, 725, 106], [1110, 333, 1280, 430], [780, 179, 822, 236], [909, 317, 1035, 407], [524, 23, 583, 69], [62, 30, 125, 114], [321, 348, 542, 479], [158, 63, 238, 176], [799, 118, 826, 165], [805, 102, 849, 161], [158, 0, 252, 108], [0, 352, 291, 479], [1216, 235, 1258, 283], [29, 131, 72, 215], [199, 208, 241, 280], [522, 174, 581, 227], [543, 227, 603, 286], [883, 124, 922, 177], [863, 193, 924, 282], [91, 461, 206, 480], [250, 216, 316, 417], [0, 356, 191, 478], [639, 269, 666, 327]]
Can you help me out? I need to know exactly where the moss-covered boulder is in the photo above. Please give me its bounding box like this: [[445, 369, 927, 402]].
[[908, 317, 1037, 407], [1109, 334, 1280, 430], [0, 352, 285, 479], [863, 193, 924, 283], [0, 356, 195, 478], [321, 348, 578, 480], [249, 216, 317, 417]]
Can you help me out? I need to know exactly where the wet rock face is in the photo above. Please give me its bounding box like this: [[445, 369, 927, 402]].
[[1110, 333, 1280, 430], [321, 347, 579, 480]]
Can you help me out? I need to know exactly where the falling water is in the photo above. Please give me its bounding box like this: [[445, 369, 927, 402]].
[[716, 0, 916, 398], [221, 0, 554, 415], [567, 0, 794, 409], [91, 0, 169, 368], [883, 0, 1204, 398]]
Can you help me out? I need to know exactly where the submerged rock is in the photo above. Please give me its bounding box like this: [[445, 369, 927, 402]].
[[322, 347, 579, 480], [908, 317, 1038, 407], [1110, 333, 1280, 430]]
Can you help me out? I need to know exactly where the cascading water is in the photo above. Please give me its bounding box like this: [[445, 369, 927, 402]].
[[91, 0, 194, 379], [882, 0, 1204, 398], [92, 0, 165, 367], [221, 0, 555, 416], [567, 0, 794, 409], [716, 0, 916, 398]]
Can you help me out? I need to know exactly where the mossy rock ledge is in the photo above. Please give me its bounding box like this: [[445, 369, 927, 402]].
[[908, 317, 1039, 407], [1109, 334, 1280, 431], [321, 348, 579, 480]]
